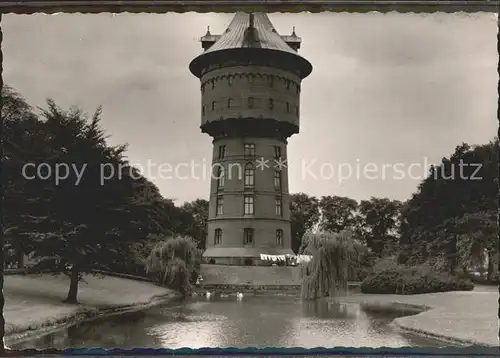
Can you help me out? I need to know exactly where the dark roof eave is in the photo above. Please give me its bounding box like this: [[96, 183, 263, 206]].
[[189, 48, 313, 80]]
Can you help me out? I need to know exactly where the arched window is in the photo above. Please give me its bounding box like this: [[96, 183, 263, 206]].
[[228, 76, 233, 86], [216, 166, 225, 189], [275, 197, 283, 217], [202, 105, 205, 116], [227, 98, 233, 108], [248, 97, 254, 108], [244, 143, 255, 157], [214, 229, 222, 245], [244, 195, 254, 215], [285, 102, 290, 113], [212, 79, 215, 89], [276, 229, 283, 246], [216, 196, 224, 216], [244, 163, 255, 187], [274, 170, 281, 189], [244, 228, 254, 245], [268, 98, 274, 110], [212, 101, 216, 111]]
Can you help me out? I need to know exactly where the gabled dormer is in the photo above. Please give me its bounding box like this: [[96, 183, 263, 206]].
[[281, 27, 302, 51], [201, 26, 221, 51]]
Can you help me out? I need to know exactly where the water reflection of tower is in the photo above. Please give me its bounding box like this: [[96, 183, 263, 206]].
[[189, 13, 313, 266]]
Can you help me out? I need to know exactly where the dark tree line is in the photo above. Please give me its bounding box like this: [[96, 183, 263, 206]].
[[288, 141, 498, 281]]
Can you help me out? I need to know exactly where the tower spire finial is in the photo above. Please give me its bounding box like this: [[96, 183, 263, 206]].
[[292, 26, 296, 36], [206, 25, 211, 35]]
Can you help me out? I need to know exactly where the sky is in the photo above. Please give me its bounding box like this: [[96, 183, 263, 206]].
[[3, 12, 498, 204]]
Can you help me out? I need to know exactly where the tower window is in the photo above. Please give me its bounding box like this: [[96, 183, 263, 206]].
[[276, 229, 283, 246], [212, 101, 216, 111], [212, 80, 215, 89], [218, 145, 226, 160], [268, 98, 274, 110], [248, 97, 254, 108], [243, 228, 254, 245], [275, 197, 283, 217], [244, 195, 254, 215], [274, 170, 281, 189], [244, 143, 255, 157], [216, 196, 224, 216], [273, 146, 281, 159], [214, 229, 222, 245], [227, 98, 233, 108], [216, 166, 224, 190], [202, 106, 205, 116], [285, 102, 290, 113], [244, 163, 255, 187]]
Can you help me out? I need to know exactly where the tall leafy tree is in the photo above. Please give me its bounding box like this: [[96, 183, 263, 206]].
[[300, 230, 363, 300], [319, 195, 358, 233], [290, 193, 320, 253], [10, 100, 166, 303], [356, 197, 402, 257], [144, 236, 202, 295], [400, 140, 497, 277], [181, 199, 209, 250], [455, 210, 497, 279]]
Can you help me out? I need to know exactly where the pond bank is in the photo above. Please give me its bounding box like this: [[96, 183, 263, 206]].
[[197, 282, 361, 295], [336, 287, 498, 347], [4, 273, 180, 345]]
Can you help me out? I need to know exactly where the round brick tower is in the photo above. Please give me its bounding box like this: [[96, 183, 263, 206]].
[[189, 12, 313, 266]]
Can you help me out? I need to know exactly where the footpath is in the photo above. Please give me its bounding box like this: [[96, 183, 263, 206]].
[[337, 285, 498, 347], [4, 273, 178, 345]]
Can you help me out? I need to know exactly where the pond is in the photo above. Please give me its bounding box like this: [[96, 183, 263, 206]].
[[12, 295, 447, 349]]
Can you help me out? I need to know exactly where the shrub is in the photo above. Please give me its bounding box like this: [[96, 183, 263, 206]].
[[361, 264, 474, 294], [372, 255, 399, 273]]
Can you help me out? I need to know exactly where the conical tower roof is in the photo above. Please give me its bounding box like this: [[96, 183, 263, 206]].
[[204, 12, 299, 54], [189, 12, 312, 79]]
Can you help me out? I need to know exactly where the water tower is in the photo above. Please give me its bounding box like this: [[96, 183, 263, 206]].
[[189, 12, 312, 265]]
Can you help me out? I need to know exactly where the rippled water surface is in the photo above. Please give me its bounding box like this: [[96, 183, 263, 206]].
[[13, 295, 445, 349]]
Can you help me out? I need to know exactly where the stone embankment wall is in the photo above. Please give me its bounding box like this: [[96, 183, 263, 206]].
[[198, 283, 302, 295], [199, 264, 361, 294], [200, 264, 301, 286]]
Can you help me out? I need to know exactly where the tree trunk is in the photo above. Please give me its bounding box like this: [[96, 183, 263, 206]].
[[486, 250, 494, 282], [64, 266, 79, 304], [17, 249, 24, 269]]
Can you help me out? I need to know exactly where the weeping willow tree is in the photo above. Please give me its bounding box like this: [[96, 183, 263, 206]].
[[300, 230, 363, 300], [144, 235, 202, 295]]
